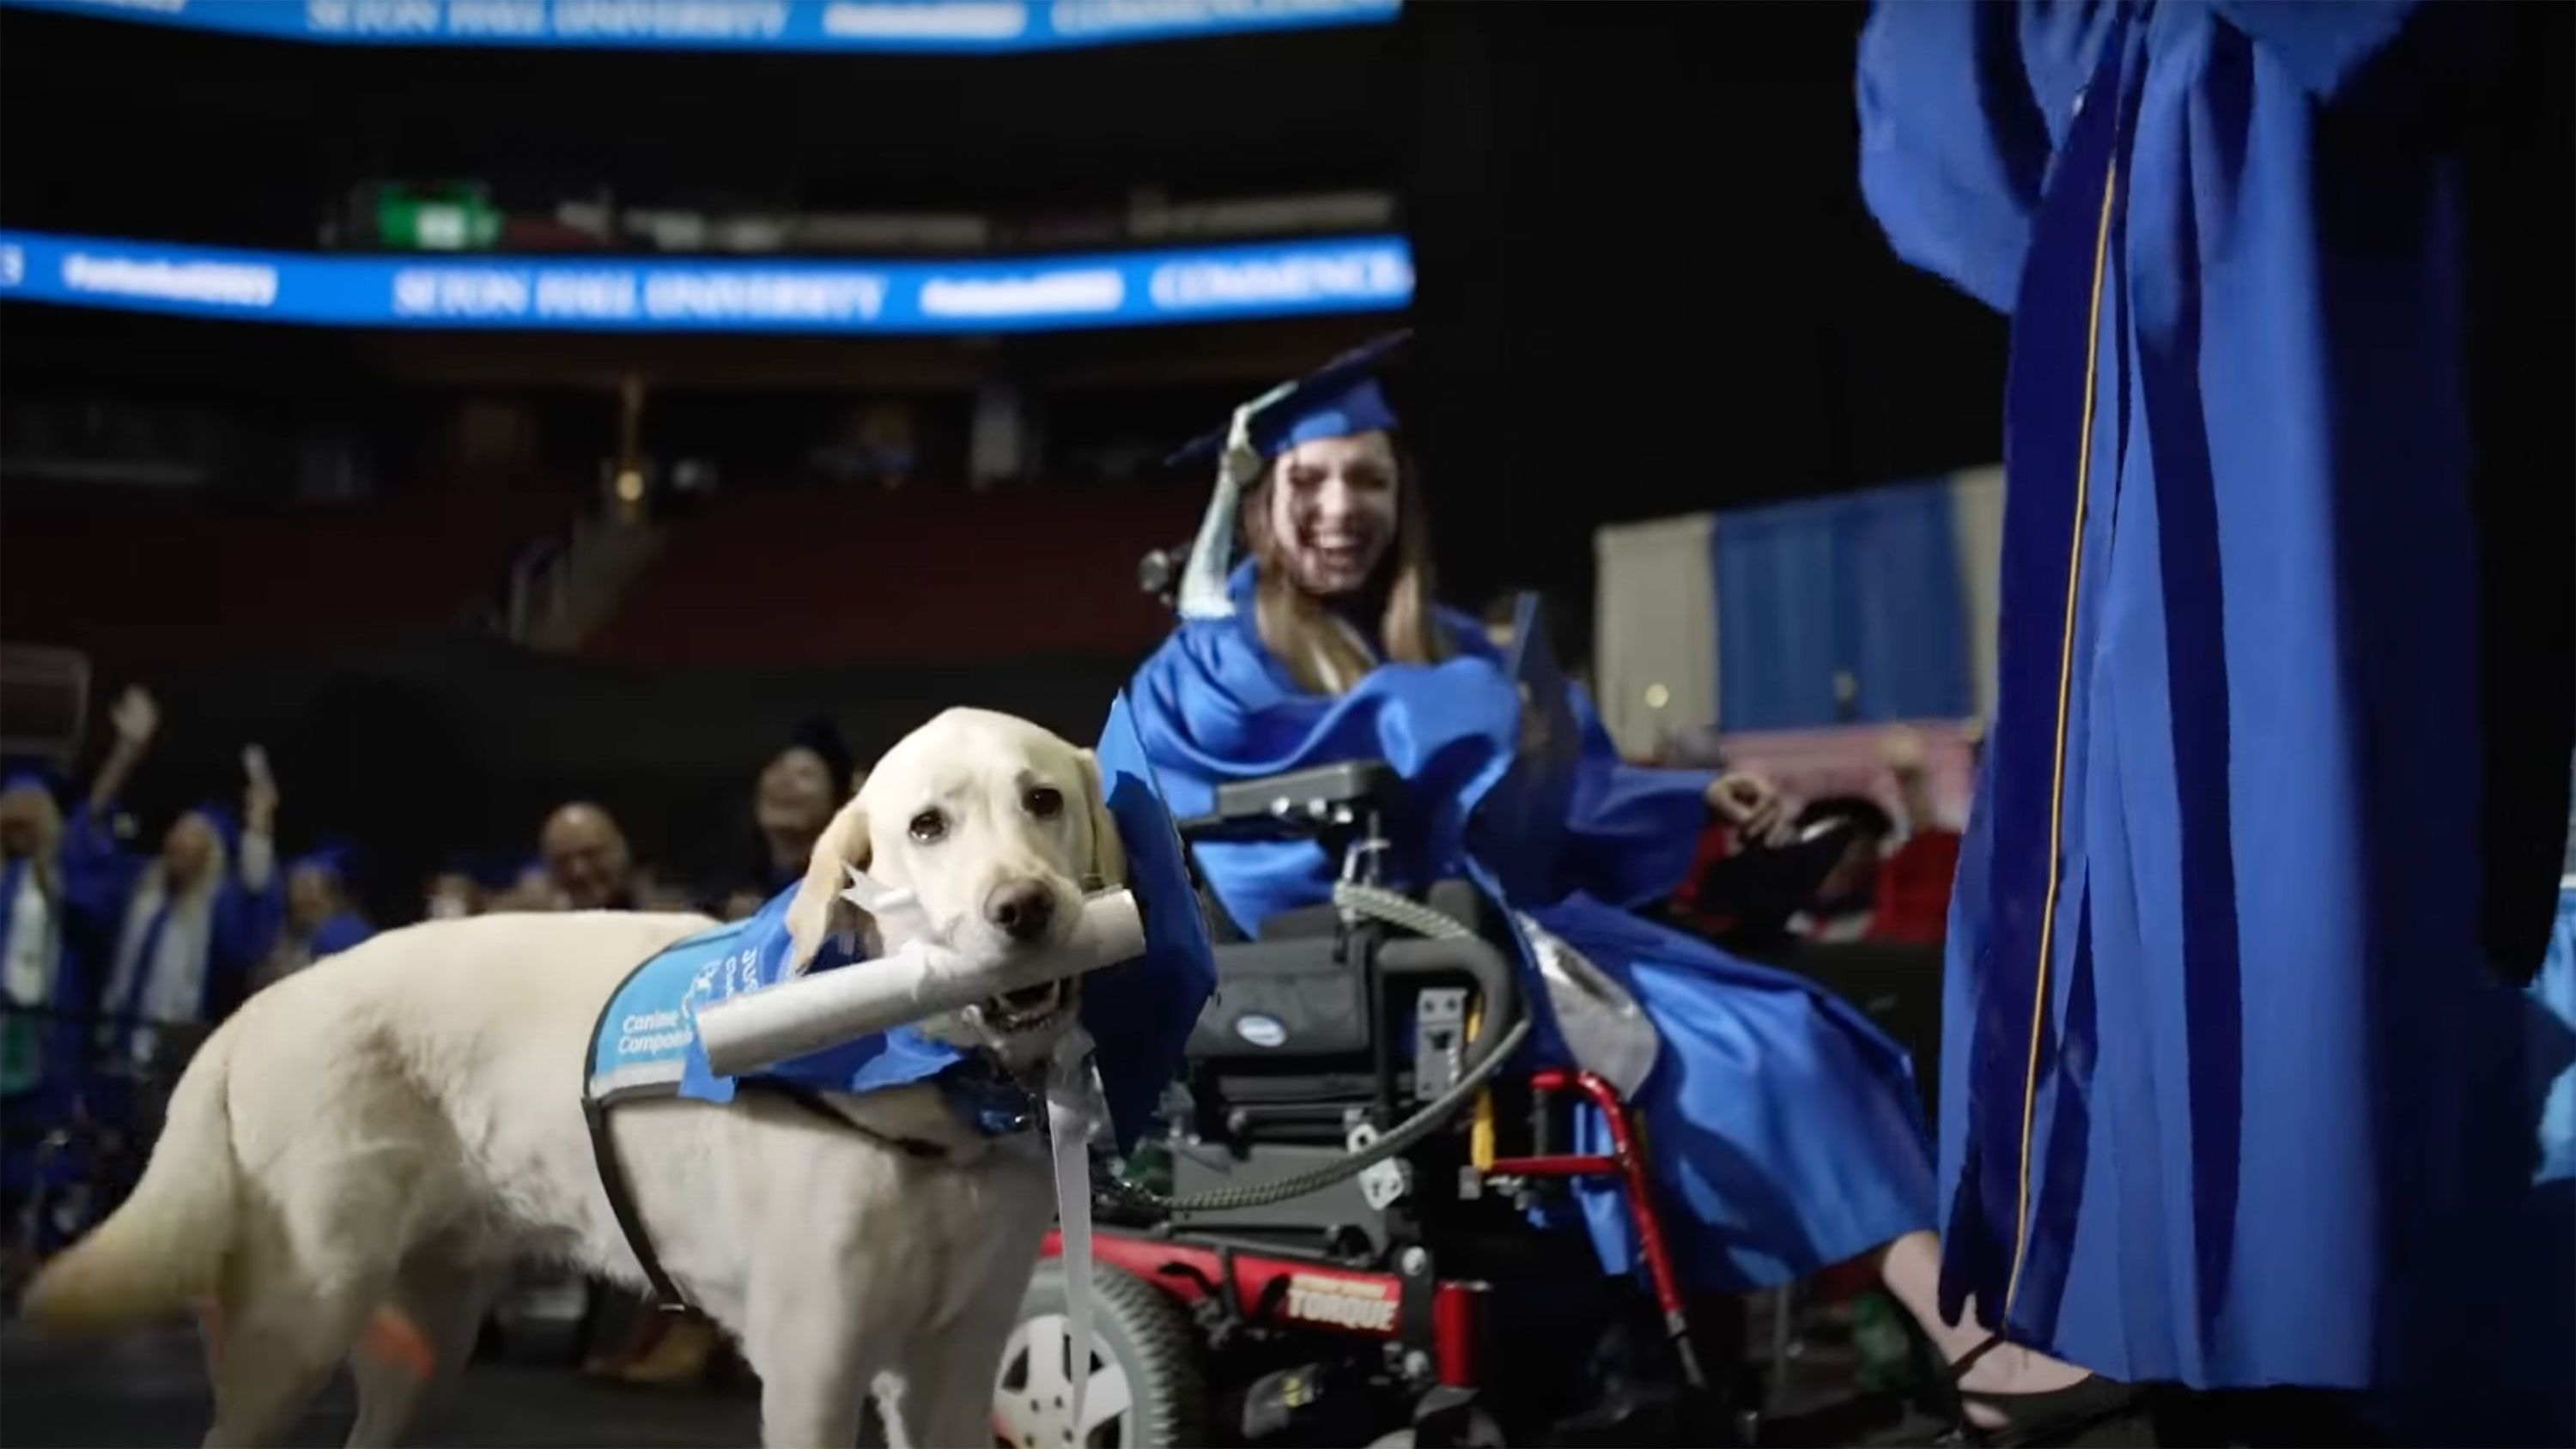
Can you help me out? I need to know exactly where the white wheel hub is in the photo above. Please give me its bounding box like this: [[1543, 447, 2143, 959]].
[[994, 1310, 1136, 1448]]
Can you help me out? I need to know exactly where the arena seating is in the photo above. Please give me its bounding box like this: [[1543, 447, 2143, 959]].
[[580, 483, 1201, 667], [0, 485, 582, 668]]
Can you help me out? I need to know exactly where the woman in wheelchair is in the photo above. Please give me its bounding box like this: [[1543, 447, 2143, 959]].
[[1126, 336, 2097, 1434]]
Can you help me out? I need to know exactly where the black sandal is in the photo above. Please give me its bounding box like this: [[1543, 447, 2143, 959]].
[[1942, 1334, 2155, 1447]]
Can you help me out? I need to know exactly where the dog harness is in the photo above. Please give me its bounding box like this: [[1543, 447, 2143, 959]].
[[577, 691, 1219, 1349], [580, 887, 1035, 1311]]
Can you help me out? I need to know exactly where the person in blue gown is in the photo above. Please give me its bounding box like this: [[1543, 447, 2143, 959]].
[[1126, 336, 2099, 1430], [2, 689, 159, 1242], [258, 841, 374, 990], [98, 774, 283, 1075], [1858, 2, 2574, 1439], [2, 695, 156, 1095]]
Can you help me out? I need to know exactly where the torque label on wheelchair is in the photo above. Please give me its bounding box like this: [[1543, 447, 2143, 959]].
[[1281, 1271, 1400, 1333]]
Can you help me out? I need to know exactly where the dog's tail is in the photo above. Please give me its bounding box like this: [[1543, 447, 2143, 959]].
[[21, 1015, 244, 1332]]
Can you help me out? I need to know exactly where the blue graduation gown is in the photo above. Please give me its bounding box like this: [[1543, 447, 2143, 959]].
[[3, 807, 142, 1210], [307, 910, 374, 962], [1862, 0, 2573, 1416], [1130, 564, 1935, 1291], [204, 874, 283, 1024], [2, 805, 139, 1099], [2537, 884, 2576, 1191], [107, 866, 283, 1058]]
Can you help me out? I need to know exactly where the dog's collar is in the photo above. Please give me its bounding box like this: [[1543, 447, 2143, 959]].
[[940, 1057, 1044, 1140]]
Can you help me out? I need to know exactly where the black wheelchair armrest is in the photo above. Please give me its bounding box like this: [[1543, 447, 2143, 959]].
[[1377, 934, 1521, 1076], [1176, 761, 1403, 844]]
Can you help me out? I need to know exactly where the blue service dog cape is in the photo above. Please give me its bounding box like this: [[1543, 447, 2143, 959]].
[[586, 694, 1215, 1154]]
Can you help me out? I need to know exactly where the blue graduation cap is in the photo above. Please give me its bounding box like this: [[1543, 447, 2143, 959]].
[[289, 840, 358, 882], [0, 760, 64, 801], [1170, 329, 1412, 621], [183, 802, 241, 856]]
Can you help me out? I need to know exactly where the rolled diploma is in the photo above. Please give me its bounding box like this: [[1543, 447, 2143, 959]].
[[696, 889, 1145, 1078]]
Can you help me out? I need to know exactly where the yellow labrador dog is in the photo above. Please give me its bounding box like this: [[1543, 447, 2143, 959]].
[[26, 708, 1122, 1449]]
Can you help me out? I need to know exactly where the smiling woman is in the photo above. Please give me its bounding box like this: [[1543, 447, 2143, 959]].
[[1129, 331, 2105, 1437], [1230, 359, 1446, 696]]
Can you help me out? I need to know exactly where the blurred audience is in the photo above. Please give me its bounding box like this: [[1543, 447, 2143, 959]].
[[98, 765, 281, 1071], [258, 844, 374, 990], [531, 798, 723, 1385], [722, 717, 854, 920], [3, 688, 157, 1088], [539, 803, 635, 911], [3, 688, 161, 1264], [423, 859, 488, 921]]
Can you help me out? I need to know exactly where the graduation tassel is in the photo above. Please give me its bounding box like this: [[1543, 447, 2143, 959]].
[[1175, 386, 1288, 621], [1043, 1026, 1109, 1440]]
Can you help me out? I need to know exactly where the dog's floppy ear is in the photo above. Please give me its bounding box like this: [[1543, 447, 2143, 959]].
[[786, 797, 870, 973], [1078, 749, 1127, 890]]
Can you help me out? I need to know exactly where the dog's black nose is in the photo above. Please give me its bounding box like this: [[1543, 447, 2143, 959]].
[[985, 882, 1055, 943]]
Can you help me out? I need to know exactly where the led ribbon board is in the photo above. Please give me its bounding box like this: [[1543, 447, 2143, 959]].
[[0, 229, 1414, 333], [0, 0, 1401, 52]]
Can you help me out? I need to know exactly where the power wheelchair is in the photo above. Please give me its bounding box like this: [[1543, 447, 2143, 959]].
[[989, 562, 1935, 1449]]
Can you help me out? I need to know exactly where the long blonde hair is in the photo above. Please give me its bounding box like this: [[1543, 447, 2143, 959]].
[[1240, 446, 1449, 695]]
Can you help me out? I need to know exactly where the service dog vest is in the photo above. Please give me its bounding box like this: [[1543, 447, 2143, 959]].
[[580, 887, 1036, 1311], [577, 690, 1219, 1313], [584, 885, 1036, 1133]]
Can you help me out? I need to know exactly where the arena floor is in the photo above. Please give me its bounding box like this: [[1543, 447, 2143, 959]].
[[0, 1319, 762, 1447], [0, 1306, 1946, 1447]]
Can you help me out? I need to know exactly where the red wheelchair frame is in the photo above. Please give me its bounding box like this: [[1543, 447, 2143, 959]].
[[1033, 1064, 1721, 1444]]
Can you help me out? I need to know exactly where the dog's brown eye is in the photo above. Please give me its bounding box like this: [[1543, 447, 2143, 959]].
[[908, 810, 946, 843], [1024, 786, 1064, 820]]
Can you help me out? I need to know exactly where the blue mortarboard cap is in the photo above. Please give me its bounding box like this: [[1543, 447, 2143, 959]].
[[1166, 328, 1411, 470], [1168, 329, 1413, 621], [1249, 372, 1399, 462], [184, 802, 241, 855], [1, 761, 64, 799], [1082, 690, 1218, 1149], [290, 840, 358, 880]]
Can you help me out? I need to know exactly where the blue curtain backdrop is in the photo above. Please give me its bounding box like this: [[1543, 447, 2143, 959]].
[[1713, 477, 1971, 730]]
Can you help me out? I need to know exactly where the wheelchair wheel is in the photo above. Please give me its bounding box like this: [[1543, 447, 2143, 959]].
[[994, 1259, 1206, 1449]]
